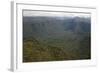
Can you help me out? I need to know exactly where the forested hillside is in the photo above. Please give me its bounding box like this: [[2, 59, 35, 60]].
[[23, 16, 91, 62]]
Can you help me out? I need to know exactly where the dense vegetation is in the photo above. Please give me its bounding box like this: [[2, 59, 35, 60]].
[[23, 16, 91, 62]]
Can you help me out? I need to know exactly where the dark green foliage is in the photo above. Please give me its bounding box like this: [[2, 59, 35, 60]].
[[23, 35, 91, 62]]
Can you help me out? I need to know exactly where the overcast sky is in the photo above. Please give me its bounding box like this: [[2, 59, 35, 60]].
[[23, 10, 91, 18]]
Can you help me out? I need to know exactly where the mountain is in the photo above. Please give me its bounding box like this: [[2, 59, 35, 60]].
[[23, 16, 91, 39], [23, 16, 91, 62]]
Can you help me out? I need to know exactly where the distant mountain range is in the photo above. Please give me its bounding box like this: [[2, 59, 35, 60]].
[[23, 16, 91, 39]]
